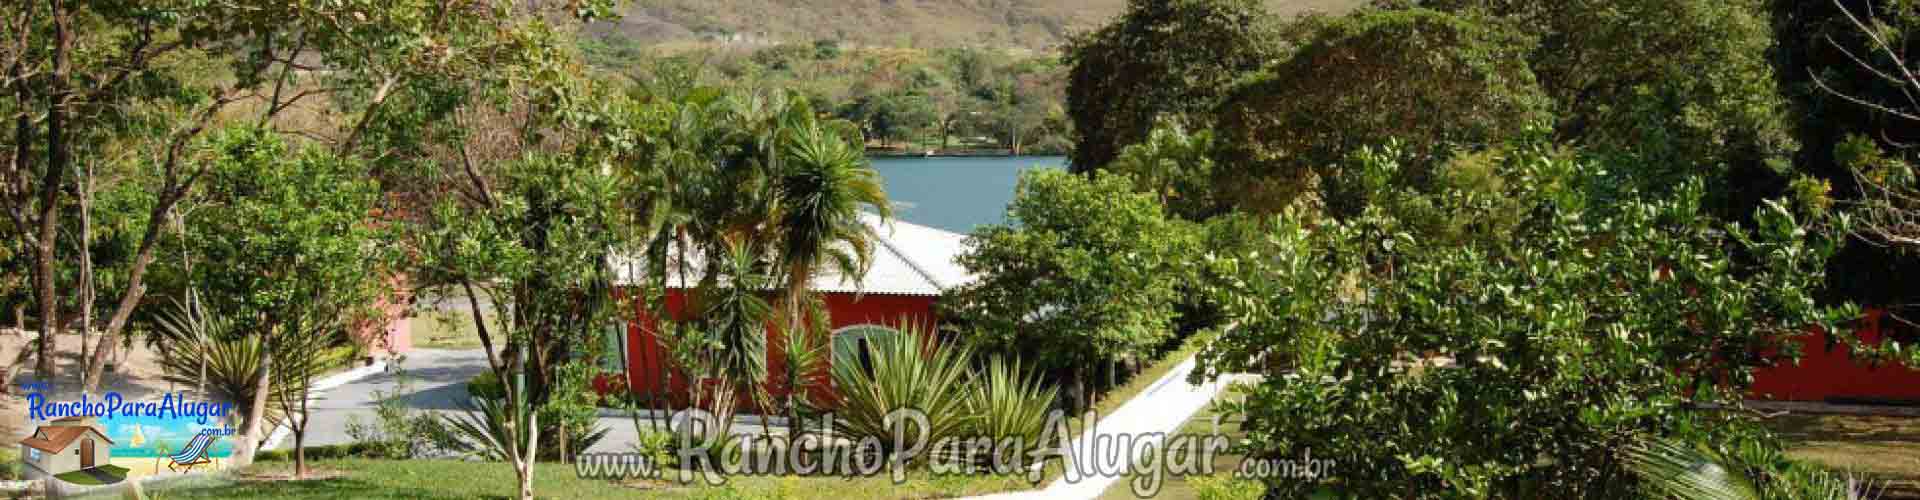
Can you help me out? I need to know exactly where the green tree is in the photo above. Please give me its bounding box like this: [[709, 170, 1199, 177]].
[[0, 0, 610, 396], [1107, 118, 1223, 220], [1386, 0, 1797, 212], [1211, 8, 1550, 215], [175, 125, 393, 466], [1063, 0, 1280, 173], [771, 114, 890, 347], [1200, 142, 1851, 498], [946, 169, 1192, 409]]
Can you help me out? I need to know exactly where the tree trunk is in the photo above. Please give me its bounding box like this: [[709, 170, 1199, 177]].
[[510, 346, 537, 500], [517, 462, 535, 500], [76, 161, 93, 391], [80, 198, 177, 393], [940, 119, 952, 152], [293, 367, 310, 479], [37, 0, 74, 380], [235, 331, 274, 466]]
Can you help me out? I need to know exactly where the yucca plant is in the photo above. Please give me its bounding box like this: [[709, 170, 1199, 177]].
[[1626, 436, 1882, 500], [963, 356, 1059, 462], [443, 367, 541, 463], [152, 293, 353, 428], [830, 323, 973, 458]]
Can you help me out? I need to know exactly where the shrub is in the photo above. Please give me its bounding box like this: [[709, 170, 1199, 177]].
[[1202, 142, 1852, 497], [830, 323, 973, 457], [1190, 476, 1265, 500], [468, 371, 505, 400], [963, 357, 1057, 459], [344, 367, 460, 459]]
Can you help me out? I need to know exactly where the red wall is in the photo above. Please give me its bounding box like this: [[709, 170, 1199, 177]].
[[605, 288, 941, 411], [1750, 308, 1920, 402]]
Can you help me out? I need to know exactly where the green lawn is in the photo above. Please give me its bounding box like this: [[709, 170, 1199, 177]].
[[56, 465, 128, 486], [1767, 413, 1920, 495], [1094, 390, 1263, 500], [103, 459, 1033, 499]]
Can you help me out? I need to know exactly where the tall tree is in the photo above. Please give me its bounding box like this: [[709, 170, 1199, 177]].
[[1210, 8, 1550, 215], [1062, 0, 1280, 173], [946, 169, 1193, 409], [1388, 0, 1796, 214], [178, 126, 392, 466]]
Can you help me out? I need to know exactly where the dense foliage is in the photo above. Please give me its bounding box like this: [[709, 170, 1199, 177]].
[[1064, 0, 1284, 172], [1198, 142, 1853, 497], [1211, 8, 1550, 215], [593, 45, 1073, 154], [946, 169, 1195, 407]]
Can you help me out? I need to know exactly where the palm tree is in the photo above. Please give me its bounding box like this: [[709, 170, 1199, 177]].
[[771, 112, 891, 336]]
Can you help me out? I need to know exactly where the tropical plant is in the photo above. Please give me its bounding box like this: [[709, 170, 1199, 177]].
[[771, 113, 889, 337], [1107, 118, 1224, 221], [152, 293, 354, 432], [443, 365, 542, 463], [830, 323, 974, 458], [963, 357, 1059, 461], [1626, 436, 1882, 500], [768, 301, 831, 433]]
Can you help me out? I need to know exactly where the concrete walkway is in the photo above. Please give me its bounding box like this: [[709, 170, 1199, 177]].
[[969, 356, 1252, 500], [269, 349, 490, 449], [278, 348, 770, 453], [285, 347, 1249, 500]]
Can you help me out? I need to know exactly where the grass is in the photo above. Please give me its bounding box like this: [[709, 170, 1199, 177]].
[[1095, 390, 1263, 500], [977, 331, 1225, 496], [410, 310, 489, 350], [56, 465, 128, 486], [1766, 413, 1920, 494], [95, 459, 1034, 499]]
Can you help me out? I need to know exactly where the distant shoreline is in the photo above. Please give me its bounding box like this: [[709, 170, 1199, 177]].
[[866, 150, 1066, 159]]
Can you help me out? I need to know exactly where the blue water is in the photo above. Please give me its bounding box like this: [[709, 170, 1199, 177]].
[[869, 156, 1065, 234]]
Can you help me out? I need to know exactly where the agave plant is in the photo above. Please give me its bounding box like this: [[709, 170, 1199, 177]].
[[964, 356, 1059, 460], [152, 292, 354, 428], [443, 370, 542, 462], [830, 323, 973, 457], [1626, 436, 1882, 500]]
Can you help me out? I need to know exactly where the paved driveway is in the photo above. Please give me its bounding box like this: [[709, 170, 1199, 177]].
[[280, 349, 491, 449]]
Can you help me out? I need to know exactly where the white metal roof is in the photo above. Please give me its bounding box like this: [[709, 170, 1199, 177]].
[[610, 213, 974, 297]]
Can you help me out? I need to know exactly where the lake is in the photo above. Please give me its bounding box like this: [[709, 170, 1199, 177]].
[[869, 156, 1065, 234]]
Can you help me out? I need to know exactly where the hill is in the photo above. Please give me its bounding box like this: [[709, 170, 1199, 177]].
[[587, 0, 1368, 50]]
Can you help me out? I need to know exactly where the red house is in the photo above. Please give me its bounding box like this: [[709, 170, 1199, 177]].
[[1750, 308, 1920, 403], [603, 214, 974, 409]]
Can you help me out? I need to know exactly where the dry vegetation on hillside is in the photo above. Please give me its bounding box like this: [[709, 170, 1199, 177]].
[[589, 0, 1368, 49]]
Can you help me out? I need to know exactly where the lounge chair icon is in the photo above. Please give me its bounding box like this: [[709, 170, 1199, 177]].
[[167, 430, 217, 473]]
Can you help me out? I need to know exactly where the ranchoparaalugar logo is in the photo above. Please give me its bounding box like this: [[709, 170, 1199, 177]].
[[14, 379, 237, 487]]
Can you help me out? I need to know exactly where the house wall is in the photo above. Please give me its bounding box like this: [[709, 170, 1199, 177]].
[[1750, 308, 1920, 402], [25, 443, 76, 475], [605, 288, 941, 411]]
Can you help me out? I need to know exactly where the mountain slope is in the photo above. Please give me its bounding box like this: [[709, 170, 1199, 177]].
[[589, 0, 1367, 50]]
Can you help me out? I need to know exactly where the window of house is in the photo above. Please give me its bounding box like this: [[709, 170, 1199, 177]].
[[832, 325, 900, 376], [602, 322, 628, 373]]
